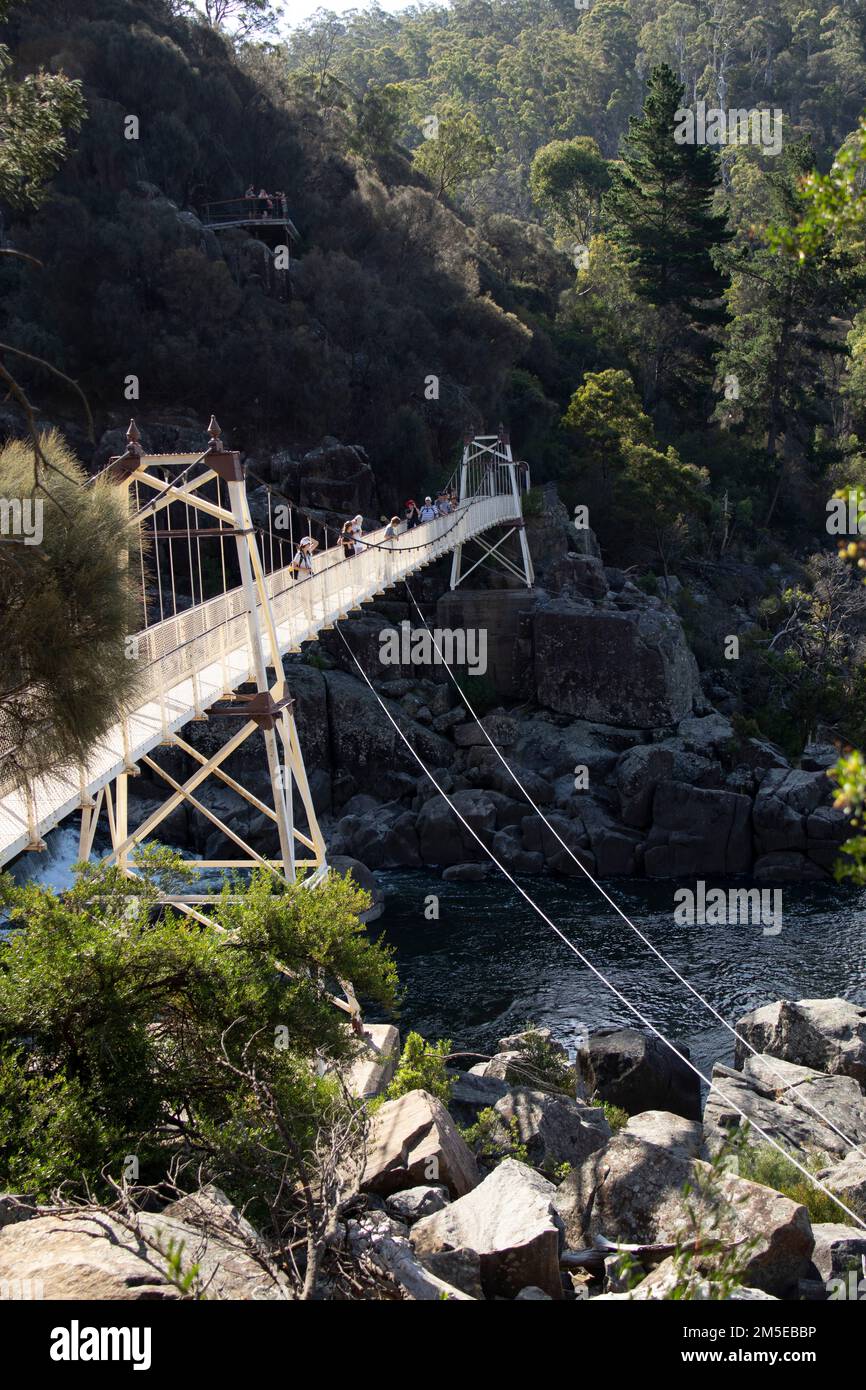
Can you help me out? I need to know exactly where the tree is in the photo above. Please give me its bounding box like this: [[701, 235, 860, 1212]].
[[0, 2, 84, 209], [203, 0, 282, 40], [0, 433, 142, 783], [529, 136, 611, 245], [412, 105, 495, 202], [561, 367, 706, 564], [0, 855, 397, 1244], [603, 63, 731, 405], [718, 140, 866, 525]]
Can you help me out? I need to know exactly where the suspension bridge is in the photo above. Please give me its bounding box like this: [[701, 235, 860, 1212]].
[[0, 417, 533, 924]]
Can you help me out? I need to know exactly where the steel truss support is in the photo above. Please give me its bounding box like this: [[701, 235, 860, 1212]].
[[84, 417, 327, 917], [449, 428, 534, 590]]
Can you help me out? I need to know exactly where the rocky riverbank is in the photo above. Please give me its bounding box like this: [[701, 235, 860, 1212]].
[[3, 997, 863, 1300]]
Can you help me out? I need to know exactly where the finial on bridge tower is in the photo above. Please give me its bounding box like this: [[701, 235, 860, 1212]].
[[206, 414, 223, 452], [126, 419, 142, 457]]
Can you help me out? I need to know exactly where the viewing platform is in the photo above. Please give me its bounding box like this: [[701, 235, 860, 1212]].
[[200, 196, 300, 241]]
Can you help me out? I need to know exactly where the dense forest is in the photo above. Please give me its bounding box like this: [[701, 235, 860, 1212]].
[[5, 0, 866, 752]]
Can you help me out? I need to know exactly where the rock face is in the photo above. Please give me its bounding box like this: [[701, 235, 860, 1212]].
[[273, 436, 377, 516], [0, 1186, 287, 1300], [576, 1028, 702, 1121], [644, 782, 752, 876], [554, 1130, 696, 1249], [809, 1223, 866, 1283], [490, 1090, 611, 1171], [411, 1158, 564, 1299], [622, 1110, 707, 1160], [555, 1135, 813, 1296], [533, 600, 700, 727], [361, 1089, 480, 1198], [734, 999, 866, 1091], [703, 1054, 866, 1163]]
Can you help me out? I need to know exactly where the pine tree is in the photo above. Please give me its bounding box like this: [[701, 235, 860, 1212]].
[[603, 64, 731, 323]]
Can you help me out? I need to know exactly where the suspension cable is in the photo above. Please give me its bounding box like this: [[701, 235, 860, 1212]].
[[402, 578, 866, 1163], [335, 619, 866, 1230]]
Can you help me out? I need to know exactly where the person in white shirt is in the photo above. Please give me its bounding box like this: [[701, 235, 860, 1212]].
[[291, 535, 316, 577], [351, 514, 366, 553], [419, 496, 437, 522]]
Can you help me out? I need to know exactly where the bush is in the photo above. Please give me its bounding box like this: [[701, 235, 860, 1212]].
[[0, 854, 398, 1204], [384, 1032, 453, 1105]]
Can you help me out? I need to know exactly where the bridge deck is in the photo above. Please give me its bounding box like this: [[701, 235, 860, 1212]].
[[0, 492, 521, 867]]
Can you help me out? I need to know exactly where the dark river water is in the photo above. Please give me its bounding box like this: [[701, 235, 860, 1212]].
[[12, 829, 866, 1076], [368, 870, 866, 1073]]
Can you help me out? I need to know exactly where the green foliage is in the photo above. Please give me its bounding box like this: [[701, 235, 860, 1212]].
[[384, 1031, 453, 1105], [530, 137, 610, 244], [600, 1101, 629, 1133], [509, 1027, 575, 1095], [0, 431, 144, 782], [411, 104, 495, 202], [561, 368, 706, 565], [737, 1143, 857, 1224], [603, 64, 731, 323], [461, 1106, 529, 1167], [0, 0, 84, 210], [0, 856, 397, 1200]]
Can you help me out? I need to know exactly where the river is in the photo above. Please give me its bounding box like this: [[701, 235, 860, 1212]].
[[9, 829, 866, 1074]]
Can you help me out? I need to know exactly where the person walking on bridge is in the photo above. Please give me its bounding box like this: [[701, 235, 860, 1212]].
[[350, 514, 366, 554], [291, 534, 316, 578], [419, 496, 437, 523], [384, 516, 401, 542], [340, 519, 355, 558], [404, 498, 419, 529]]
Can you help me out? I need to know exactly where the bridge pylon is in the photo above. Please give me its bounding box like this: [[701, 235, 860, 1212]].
[[449, 426, 534, 590], [94, 416, 327, 923]]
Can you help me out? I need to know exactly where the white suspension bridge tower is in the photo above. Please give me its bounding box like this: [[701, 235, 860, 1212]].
[[0, 417, 533, 929]]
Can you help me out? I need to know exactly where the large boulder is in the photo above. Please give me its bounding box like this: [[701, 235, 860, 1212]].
[[291, 437, 377, 515], [555, 1137, 813, 1296], [623, 1110, 707, 1160], [411, 1158, 564, 1299], [753, 768, 832, 856], [361, 1089, 479, 1198], [596, 1255, 778, 1300], [533, 601, 700, 727], [703, 1055, 866, 1164], [554, 1130, 696, 1249], [416, 789, 499, 866], [0, 1187, 288, 1300], [644, 782, 752, 876], [576, 1028, 702, 1121], [734, 998, 866, 1091], [816, 1151, 866, 1218], [809, 1223, 866, 1283], [446, 1070, 511, 1126], [490, 1090, 611, 1171]]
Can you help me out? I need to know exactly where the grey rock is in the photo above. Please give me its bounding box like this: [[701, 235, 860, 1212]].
[[420, 1246, 484, 1299], [447, 1070, 511, 1126], [491, 1089, 611, 1171], [577, 1028, 702, 1121], [533, 601, 700, 728], [703, 1055, 866, 1163], [362, 1089, 480, 1199], [385, 1185, 451, 1224], [810, 1223, 866, 1283], [412, 1158, 564, 1300], [734, 998, 866, 1090]]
